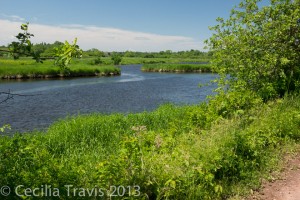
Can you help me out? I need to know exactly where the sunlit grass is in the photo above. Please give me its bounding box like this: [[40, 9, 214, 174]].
[[141, 63, 212, 72], [1, 95, 299, 199], [0, 58, 120, 78], [120, 57, 210, 65]]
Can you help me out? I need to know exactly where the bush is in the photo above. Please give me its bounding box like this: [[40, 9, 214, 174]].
[[207, 0, 300, 100], [111, 54, 122, 65], [92, 57, 103, 65]]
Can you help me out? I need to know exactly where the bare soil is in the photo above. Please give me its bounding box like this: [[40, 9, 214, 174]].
[[247, 153, 300, 200]]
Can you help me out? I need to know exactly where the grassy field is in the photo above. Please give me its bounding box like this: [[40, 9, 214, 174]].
[[141, 63, 212, 72], [1, 92, 299, 199], [0, 58, 120, 79], [0, 57, 211, 79]]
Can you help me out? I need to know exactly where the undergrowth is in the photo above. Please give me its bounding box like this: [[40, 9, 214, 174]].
[[1, 92, 300, 199]]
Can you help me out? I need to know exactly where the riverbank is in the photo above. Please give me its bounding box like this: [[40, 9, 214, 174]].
[[0, 57, 212, 79], [0, 59, 120, 79], [141, 63, 212, 72], [1, 92, 299, 199], [120, 57, 210, 65]]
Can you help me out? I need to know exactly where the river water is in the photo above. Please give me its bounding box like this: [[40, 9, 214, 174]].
[[0, 65, 217, 133]]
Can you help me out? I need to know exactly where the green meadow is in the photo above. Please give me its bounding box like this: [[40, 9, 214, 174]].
[[0, 58, 120, 79]]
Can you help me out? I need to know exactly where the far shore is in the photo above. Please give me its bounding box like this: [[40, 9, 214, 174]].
[[0, 71, 120, 79]]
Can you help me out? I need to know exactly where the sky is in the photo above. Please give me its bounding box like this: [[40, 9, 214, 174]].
[[0, 0, 265, 52]]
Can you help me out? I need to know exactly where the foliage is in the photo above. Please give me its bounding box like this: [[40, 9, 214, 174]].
[[1, 94, 300, 199], [2, 1, 300, 199], [3, 23, 82, 71], [7, 23, 41, 62], [141, 63, 211, 72], [0, 125, 10, 133], [89, 57, 103, 65], [119, 57, 210, 65], [98, 50, 211, 59], [206, 0, 300, 100], [111, 53, 122, 65], [54, 38, 83, 71], [83, 48, 104, 57], [32, 41, 64, 57]]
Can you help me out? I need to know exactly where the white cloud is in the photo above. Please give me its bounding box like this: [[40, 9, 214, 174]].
[[0, 19, 204, 52], [1, 14, 25, 22]]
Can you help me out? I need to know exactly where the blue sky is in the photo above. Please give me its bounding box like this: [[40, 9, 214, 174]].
[[0, 0, 267, 51]]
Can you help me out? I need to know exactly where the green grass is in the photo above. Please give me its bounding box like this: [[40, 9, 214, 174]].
[[141, 63, 212, 72], [83, 56, 211, 65], [1, 93, 300, 199], [120, 57, 210, 65], [0, 57, 211, 78], [0, 58, 120, 78]]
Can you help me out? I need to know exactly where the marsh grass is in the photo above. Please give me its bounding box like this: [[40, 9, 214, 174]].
[[120, 57, 210, 65], [141, 63, 212, 72], [0, 58, 120, 78]]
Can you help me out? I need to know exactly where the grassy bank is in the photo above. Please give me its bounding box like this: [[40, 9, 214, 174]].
[[0, 57, 211, 79], [1, 92, 299, 199], [120, 57, 210, 65], [0, 59, 120, 79], [141, 63, 212, 73], [81, 57, 211, 65]]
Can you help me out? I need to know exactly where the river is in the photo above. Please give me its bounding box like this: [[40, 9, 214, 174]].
[[0, 65, 217, 133]]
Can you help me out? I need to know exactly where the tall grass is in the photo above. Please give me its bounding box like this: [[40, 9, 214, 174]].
[[121, 57, 210, 65], [141, 63, 212, 72], [82, 57, 211, 65], [0, 94, 300, 199]]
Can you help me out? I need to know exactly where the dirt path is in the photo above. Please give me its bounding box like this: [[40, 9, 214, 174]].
[[247, 153, 300, 200]]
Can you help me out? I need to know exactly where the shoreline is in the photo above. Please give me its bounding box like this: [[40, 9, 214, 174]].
[[141, 63, 212, 73], [0, 71, 121, 79], [141, 69, 212, 73]]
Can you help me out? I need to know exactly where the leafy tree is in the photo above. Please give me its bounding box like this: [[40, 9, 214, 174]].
[[1, 23, 82, 69], [0, 24, 82, 133], [7, 23, 43, 62], [206, 0, 300, 100], [124, 50, 135, 57], [111, 53, 122, 65], [84, 48, 104, 57]]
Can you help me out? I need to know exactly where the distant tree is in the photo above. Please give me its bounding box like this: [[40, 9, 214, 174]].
[[124, 51, 135, 57], [206, 0, 300, 100], [111, 53, 122, 65], [144, 53, 154, 58], [32, 42, 48, 55], [84, 48, 104, 57], [0, 23, 82, 70], [6, 23, 40, 61]]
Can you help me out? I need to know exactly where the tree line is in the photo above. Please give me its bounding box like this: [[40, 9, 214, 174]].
[[1, 43, 211, 59]]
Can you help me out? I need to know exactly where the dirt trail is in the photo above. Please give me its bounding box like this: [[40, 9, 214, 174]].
[[247, 153, 300, 200]]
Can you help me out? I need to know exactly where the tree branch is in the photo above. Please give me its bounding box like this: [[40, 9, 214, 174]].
[[0, 90, 40, 104], [0, 49, 56, 60]]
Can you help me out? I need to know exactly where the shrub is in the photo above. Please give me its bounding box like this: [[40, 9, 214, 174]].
[[207, 0, 300, 100]]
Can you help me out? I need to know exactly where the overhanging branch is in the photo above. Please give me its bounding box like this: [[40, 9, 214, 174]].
[[0, 90, 40, 104]]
